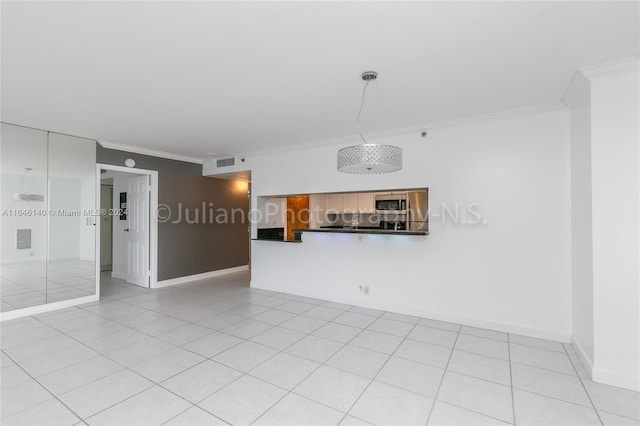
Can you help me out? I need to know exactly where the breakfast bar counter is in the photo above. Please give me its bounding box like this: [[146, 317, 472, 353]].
[[293, 228, 428, 237]]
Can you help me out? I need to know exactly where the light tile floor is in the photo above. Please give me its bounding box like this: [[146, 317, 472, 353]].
[[1, 259, 95, 312], [1, 271, 638, 425]]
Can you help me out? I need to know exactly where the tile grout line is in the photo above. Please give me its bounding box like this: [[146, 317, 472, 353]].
[[72, 290, 291, 423], [252, 317, 588, 424], [6, 276, 623, 426], [423, 324, 462, 426], [0, 347, 85, 424], [27, 314, 196, 422], [563, 343, 604, 426], [331, 317, 422, 425], [596, 409, 640, 423], [507, 333, 517, 425], [250, 309, 387, 425], [160, 405, 231, 426], [6, 301, 511, 425], [23, 308, 256, 423], [177, 307, 368, 423], [511, 388, 613, 411], [63, 279, 301, 423], [249, 323, 602, 422]]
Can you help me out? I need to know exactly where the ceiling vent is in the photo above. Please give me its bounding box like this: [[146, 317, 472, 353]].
[[216, 157, 235, 168]]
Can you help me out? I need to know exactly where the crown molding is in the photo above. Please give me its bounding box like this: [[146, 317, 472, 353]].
[[98, 140, 203, 164], [579, 57, 640, 80], [247, 102, 566, 158], [392, 102, 566, 134]]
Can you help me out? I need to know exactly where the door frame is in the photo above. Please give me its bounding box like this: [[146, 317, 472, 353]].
[[99, 183, 114, 272], [96, 164, 159, 293]]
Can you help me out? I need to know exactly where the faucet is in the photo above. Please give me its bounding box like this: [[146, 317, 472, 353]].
[[351, 213, 359, 228], [394, 221, 401, 231]]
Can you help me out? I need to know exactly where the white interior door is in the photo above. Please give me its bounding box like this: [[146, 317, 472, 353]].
[[126, 175, 150, 287]]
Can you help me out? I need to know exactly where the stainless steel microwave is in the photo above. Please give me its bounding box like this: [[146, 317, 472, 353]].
[[375, 194, 407, 212]]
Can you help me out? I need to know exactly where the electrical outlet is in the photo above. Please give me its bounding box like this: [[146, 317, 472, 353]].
[[358, 285, 370, 295]]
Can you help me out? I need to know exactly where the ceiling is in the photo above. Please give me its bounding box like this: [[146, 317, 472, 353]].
[[2, 1, 638, 159]]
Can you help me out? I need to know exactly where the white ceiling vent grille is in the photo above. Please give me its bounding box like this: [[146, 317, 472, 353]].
[[216, 157, 235, 168]]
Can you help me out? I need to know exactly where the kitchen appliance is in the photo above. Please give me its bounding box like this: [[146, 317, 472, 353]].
[[257, 227, 285, 241], [374, 194, 407, 213], [407, 190, 429, 232], [375, 194, 407, 230]]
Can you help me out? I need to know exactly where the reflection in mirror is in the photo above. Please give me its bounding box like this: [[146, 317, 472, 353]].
[[46, 133, 96, 303], [0, 123, 97, 313], [0, 124, 48, 311]]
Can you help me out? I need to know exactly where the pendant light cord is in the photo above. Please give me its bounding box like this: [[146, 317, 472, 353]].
[[375, 82, 392, 133], [18, 168, 31, 194], [356, 80, 371, 144]]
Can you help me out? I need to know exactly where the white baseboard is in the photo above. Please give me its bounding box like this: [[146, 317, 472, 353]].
[[111, 271, 126, 280], [47, 256, 78, 263], [1, 257, 46, 265], [250, 280, 571, 342], [156, 265, 249, 288], [571, 338, 595, 378], [1, 257, 93, 265], [0, 294, 99, 322], [572, 337, 640, 391], [592, 368, 640, 392]]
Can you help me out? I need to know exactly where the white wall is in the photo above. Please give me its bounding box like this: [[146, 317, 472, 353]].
[[246, 106, 573, 340], [590, 68, 639, 390], [564, 73, 595, 365], [563, 62, 640, 391]]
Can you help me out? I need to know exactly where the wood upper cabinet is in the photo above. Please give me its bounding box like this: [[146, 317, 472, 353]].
[[326, 193, 343, 214], [325, 192, 376, 214], [309, 194, 327, 228], [357, 192, 375, 213], [342, 193, 359, 214]]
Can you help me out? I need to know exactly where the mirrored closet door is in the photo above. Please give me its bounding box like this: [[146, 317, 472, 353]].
[[0, 123, 97, 313]]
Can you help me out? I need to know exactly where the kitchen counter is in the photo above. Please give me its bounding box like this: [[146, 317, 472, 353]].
[[252, 238, 302, 243], [293, 227, 428, 236]]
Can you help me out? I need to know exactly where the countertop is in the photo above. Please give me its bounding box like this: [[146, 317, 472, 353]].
[[252, 238, 302, 243], [292, 228, 428, 236]]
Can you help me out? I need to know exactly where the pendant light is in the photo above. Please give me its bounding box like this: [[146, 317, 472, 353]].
[[12, 168, 44, 201], [337, 71, 402, 174]]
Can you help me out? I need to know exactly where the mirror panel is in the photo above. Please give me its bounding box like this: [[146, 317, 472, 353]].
[[46, 133, 96, 303], [0, 124, 48, 311], [0, 124, 97, 313]]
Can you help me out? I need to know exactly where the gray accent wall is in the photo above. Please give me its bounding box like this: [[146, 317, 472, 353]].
[[97, 146, 249, 281]]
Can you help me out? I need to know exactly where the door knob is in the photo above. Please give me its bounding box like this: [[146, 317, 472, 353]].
[[124, 228, 129, 232]]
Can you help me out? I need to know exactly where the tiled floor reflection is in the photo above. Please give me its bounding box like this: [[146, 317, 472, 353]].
[[1, 270, 638, 425], [1, 259, 95, 311]]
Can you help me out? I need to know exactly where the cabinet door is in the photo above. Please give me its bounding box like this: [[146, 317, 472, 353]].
[[342, 193, 358, 214], [357, 192, 375, 213], [326, 193, 343, 214], [309, 194, 327, 228]]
